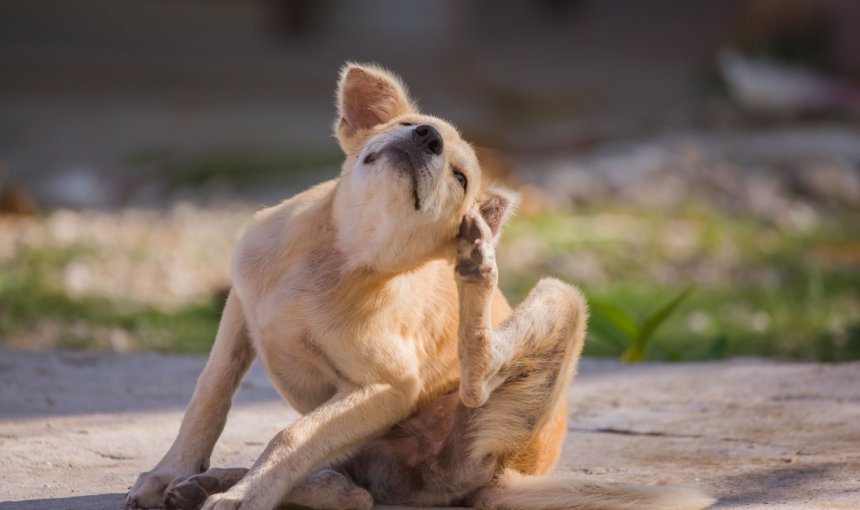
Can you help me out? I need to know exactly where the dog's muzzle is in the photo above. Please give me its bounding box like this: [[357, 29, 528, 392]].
[[379, 125, 444, 211], [382, 124, 444, 168]]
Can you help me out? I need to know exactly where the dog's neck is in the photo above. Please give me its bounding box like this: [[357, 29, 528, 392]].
[[331, 180, 450, 275]]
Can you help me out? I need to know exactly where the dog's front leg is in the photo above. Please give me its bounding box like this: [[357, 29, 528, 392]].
[[127, 290, 255, 509], [202, 379, 417, 510]]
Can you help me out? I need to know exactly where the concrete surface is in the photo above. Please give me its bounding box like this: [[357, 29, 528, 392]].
[[0, 347, 858, 509]]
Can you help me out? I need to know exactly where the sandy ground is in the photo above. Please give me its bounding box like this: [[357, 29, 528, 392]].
[[0, 348, 858, 510]]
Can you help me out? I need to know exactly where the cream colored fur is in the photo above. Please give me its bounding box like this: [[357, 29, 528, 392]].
[[125, 63, 714, 510]]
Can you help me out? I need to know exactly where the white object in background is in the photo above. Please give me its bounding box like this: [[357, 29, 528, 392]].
[[718, 49, 860, 115]]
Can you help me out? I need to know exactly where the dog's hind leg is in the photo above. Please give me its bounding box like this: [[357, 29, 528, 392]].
[[327, 272, 590, 507], [454, 209, 588, 474], [165, 468, 248, 510], [457, 263, 588, 473], [165, 467, 372, 510], [455, 213, 714, 509]]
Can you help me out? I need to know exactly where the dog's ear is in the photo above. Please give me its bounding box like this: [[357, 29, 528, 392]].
[[334, 63, 416, 153], [477, 185, 520, 242]]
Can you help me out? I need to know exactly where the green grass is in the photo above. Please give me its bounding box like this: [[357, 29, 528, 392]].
[[589, 287, 694, 363], [499, 204, 860, 362], [0, 245, 222, 353]]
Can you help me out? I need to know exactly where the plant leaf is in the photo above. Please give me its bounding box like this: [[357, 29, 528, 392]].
[[587, 310, 631, 350], [638, 287, 694, 347], [589, 299, 640, 342]]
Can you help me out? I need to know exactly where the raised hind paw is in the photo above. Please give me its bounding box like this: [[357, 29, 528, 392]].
[[455, 211, 497, 287]]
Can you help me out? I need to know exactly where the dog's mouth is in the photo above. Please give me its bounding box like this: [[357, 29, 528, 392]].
[[377, 146, 429, 211]]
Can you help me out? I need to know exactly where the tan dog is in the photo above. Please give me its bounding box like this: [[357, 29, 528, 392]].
[[126, 63, 715, 510]]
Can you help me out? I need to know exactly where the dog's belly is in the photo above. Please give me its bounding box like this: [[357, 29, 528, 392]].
[[336, 391, 498, 506]]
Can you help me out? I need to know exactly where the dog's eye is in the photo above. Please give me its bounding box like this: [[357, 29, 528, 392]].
[[400, 122, 414, 126], [363, 153, 376, 164], [453, 169, 467, 191]]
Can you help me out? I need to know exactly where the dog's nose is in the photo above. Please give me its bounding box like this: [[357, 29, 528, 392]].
[[412, 124, 443, 155]]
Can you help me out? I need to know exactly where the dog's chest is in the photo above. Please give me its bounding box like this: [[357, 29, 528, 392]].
[[248, 281, 423, 408], [240, 249, 461, 410]]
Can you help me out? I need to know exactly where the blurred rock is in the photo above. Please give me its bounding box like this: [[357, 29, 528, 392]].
[[523, 125, 860, 223], [718, 49, 860, 116], [797, 159, 860, 207], [42, 165, 114, 209]]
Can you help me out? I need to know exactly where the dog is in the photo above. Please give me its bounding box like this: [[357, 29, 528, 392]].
[[126, 63, 715, 510]]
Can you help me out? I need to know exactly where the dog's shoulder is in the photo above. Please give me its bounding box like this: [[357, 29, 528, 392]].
[[230, 179, 338, 292]]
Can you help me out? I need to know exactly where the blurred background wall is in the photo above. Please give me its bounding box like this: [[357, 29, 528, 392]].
[[2, 0, 858, 207]]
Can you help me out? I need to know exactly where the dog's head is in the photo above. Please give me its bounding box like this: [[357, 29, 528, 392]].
[[332, 63, 518, 272]]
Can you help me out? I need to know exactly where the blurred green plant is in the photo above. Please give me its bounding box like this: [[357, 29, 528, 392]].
[[588, 288, 693, 362], [499, 204, 860, 362], [0, 245, 221, 353]]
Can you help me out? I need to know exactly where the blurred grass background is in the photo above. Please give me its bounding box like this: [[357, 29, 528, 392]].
[[503, 206, 859, 361], [1, 0, 858, 361], [2, 200, 857, 361]]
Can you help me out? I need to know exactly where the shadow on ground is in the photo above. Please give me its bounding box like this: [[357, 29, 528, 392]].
[[0, 493, 125, 510], [0, 348, 280, 420], [715, 463, 858, 507], [0, 348, 624, 421]]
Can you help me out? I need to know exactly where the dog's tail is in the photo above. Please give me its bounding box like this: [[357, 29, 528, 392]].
[[471, 469, 716, 510]]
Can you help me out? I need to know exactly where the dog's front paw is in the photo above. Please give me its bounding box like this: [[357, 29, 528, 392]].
[[126, 464, 202, 509], [455, 212, 497, 286]]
